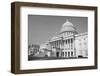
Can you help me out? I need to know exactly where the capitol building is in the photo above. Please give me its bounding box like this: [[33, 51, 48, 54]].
[[34, 19, 88, 58]]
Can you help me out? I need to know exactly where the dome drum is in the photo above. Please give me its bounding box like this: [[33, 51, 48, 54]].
[[60, 19, 77, 34]]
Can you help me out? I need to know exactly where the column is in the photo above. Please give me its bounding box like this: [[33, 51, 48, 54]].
[[51, 42, 53, 50], [62, 40, 63, 49], [64, 52, 65, 57], [71, 39, 73, 57], [67, 51, 68, 57], [69, 39, 71, 57], [58, 41, 59, 49], [58, 40, 59, 48], [70, 38, 72, 50], [55, 41, 57, 48], [60, 40, 61, 49], [54, 41, 55, 48], [67, 39, 68, 50], [56, 40, 58, 48], [61, 40, 62, 49], [64, 40, 66, 50], [68, 39, 69, 50], [69, 39, 70, 50], [51, 42, 52, 50], [70, 51, 71, 57], [59, 40, 60, 49], [59, 40, 61, 49], [66, 40, 67, 50], [73, 37, 75, 57], [57, 41, 59, 49], [57, 41, 58, 49], [55, 41, 57, 47], [71, 39, 73, 50]]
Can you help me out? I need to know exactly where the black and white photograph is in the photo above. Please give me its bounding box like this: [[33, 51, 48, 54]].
[[11, 2, 97, 74], [28, 15, 88, 61]]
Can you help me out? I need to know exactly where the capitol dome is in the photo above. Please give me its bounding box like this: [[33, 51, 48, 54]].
[[60, 19, 76, 33]]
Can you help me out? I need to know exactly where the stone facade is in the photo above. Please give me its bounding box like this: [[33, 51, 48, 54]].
[[39, 19, 88, 58]]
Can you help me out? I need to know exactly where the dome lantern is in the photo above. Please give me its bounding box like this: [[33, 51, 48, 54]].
[[62, 19, 73, 27]]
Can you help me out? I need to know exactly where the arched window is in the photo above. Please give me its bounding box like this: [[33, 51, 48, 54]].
[[71, 52, 73, 56]]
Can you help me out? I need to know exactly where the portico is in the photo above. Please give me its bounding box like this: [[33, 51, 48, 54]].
[[48, 19, 77, 58], [39, 19, 88, 58]]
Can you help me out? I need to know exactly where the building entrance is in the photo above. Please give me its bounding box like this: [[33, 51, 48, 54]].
[[56, 52, 59, 57]]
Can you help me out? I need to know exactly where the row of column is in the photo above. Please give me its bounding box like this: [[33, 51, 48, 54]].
[[60, 51, 74, 57], [51, 38, 74, 50]]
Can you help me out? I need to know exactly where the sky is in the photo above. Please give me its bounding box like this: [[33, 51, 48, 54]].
[[28, 15, 88, 45]]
